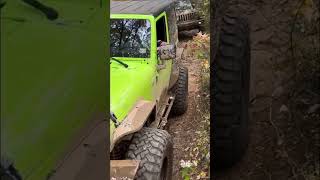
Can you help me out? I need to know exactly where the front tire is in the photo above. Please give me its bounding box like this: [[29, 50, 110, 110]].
[[126, 128, 173, 180]]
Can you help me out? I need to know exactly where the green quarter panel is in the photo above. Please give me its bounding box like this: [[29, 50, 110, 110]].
[[110, 12, 172, 144], [1, 0, 108, 179]]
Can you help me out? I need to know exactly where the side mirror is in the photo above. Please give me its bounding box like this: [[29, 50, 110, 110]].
[[157, 44, 176, 60]]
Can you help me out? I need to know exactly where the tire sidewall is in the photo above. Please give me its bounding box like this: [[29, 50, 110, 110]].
[[126, 128, 174, 180]]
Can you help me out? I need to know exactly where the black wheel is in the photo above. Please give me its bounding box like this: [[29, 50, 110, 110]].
[[126, 128, 173, 180], [171, 66, 188, 116], [212, 11, 251, 168]]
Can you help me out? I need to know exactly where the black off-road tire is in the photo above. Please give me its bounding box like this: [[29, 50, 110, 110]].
[[171, 66, 188, 116], [126, 128, 173, 180], [212, 12, 251, 168]]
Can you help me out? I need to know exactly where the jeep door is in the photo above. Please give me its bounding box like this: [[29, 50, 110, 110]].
[[154, 12, 173, 105]]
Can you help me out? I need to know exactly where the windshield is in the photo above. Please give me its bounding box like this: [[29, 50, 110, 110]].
[[111, 19, 151, 58]]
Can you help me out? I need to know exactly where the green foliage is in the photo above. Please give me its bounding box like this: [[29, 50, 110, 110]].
[[181, 167, 193, 180], [291, 0, 320, 90]]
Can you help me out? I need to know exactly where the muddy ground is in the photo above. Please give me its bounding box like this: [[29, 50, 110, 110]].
[[167, 0, 319, 179], [214, 0, 319, 180], [166, 41, 206, 179]]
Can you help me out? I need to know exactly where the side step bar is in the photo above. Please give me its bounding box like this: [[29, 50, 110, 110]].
[[150, 95, 175, 129], [159, 96, 175, 128]]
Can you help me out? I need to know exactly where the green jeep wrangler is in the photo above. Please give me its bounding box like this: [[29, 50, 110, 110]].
[[110, 0, 252, 178], [110, 0, 188, 179]]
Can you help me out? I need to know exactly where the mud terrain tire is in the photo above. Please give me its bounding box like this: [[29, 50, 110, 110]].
[[171, 66, 188, 116], [212, 12, 251, 168], [126, 128, 173, 180]]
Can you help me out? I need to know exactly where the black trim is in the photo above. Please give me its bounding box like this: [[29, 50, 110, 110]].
[[21, 0, 58, 20]]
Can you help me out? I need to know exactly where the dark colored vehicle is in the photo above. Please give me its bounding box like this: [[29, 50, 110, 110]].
[[175, 0, 204, 32]]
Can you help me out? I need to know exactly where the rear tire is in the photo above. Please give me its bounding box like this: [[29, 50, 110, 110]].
[[171, 66, 188, 116], [126, 128, 173, 180], [212, 11, 251, 168]]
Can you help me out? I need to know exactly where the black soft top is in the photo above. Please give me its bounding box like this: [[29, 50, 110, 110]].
[[111, 0, 175, 16]]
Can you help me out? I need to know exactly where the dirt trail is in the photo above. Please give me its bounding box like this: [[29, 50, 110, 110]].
[[165, 1, 318, 179], [214, 0, 319, 179], [166, 41, 203, 180]]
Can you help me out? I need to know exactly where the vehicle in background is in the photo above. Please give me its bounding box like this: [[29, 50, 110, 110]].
[[175, 0, 204, 36]]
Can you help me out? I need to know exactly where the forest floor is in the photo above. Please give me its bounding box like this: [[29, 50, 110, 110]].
[[168, 0, 319, 179], [213, 0, 320, 180]]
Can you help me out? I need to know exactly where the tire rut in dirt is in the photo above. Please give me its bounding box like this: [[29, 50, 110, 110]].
[[212, 11, 251, 169], [171, 66, 189, 116], [126, 128, 173, 180]]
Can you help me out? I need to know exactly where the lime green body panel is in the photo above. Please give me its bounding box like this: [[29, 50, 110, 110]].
[[1, 0, 107, 179], [110, 60, 156, 131], [110, 13, 172, 141]]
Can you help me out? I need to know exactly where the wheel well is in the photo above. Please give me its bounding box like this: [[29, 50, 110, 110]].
[[110, 138, 131, 160], [145, 106, 157, 127], [110, 100, 155, 151], [111, 106, 157, 160]]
